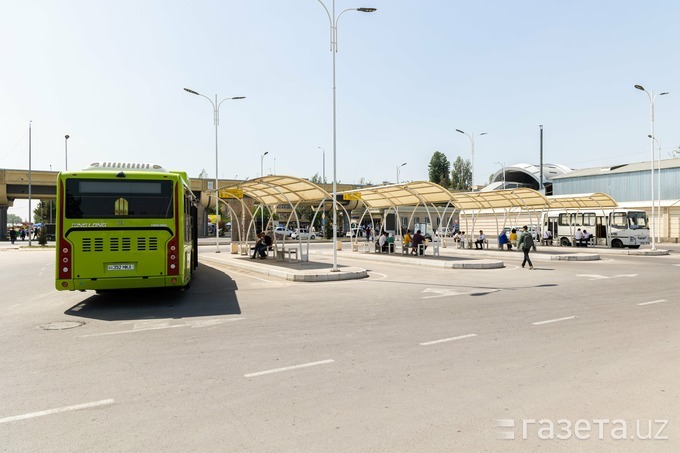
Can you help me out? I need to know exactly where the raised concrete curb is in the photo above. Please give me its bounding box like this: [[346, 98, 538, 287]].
[[200, 255, 368, 282], [315, 249, 505, 270], [550, 253, 601, 261]]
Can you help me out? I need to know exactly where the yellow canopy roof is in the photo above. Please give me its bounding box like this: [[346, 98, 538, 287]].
[[547, 192, 618, 209], [451, 188, 549, 211], [339, 181, 455, 209], [221, 175, 332, 206]]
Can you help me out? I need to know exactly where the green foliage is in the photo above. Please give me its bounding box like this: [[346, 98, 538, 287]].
[[7, 213, 22, 224], [33, 201, 56, 224], [428, 151, 451, 187], [451, 156, 472, 190]]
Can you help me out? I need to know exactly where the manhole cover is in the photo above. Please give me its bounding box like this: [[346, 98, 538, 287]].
[[39, 321, 86, 331]]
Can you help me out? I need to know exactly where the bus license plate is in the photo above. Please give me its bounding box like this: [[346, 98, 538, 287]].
[[107, 264, 135, 271]]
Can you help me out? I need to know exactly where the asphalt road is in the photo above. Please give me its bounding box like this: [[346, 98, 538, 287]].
[[1, 245, 679, 452]]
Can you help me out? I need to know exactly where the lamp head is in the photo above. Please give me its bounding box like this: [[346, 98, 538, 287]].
[[660, 92, 669, 96], [479, 132, 488, 136], [634, 84, 645, 91], [357, 7, 377, 12], [232, 96, 246, 100], [65, 135, 70, 140], [455, 129, 465, 134], [184, 88, 200, 95]]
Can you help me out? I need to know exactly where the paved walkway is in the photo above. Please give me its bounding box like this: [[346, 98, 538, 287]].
[[1, 238, 672, 283], [197, 238, 674, 282]]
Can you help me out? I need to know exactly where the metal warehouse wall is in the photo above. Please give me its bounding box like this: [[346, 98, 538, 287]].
[[553, 167, 680, 202]]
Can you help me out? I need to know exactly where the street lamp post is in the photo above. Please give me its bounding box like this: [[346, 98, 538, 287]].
[[260, 151, 269, 231], [396, 162, 406, 184], [648, 134, 662, 243], [318, 146, 326, 232], [495, 161, 505, 188], [184, 87, 245, 253], [634, 84, 668, 251], [28, 121, 32, 247], [316, 0, 376, 272], [456, 129, 487, 190], [64, 135, 70, 171]]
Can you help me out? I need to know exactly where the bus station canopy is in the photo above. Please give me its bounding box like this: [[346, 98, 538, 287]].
[[546, 192, 617, 209], [451, 188, 549, 211], [340, 181, 455, 209], [221, 175, 332, 206]]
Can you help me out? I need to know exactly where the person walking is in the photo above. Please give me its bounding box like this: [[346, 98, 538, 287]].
[[9, 228, 17, 244], [518, 225, 534, 270]]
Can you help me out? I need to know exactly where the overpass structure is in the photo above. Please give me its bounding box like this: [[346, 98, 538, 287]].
[[0, 168, 359, 240]]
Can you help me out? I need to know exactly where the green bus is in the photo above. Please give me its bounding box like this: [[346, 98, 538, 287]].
[[55, 162, 198, 292]]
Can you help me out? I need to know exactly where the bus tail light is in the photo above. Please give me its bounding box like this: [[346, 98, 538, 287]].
[[59, 240, 72, 280], [167, 238, 179, 276]]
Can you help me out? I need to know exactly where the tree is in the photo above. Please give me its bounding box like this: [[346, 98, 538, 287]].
[[7, 213, 22, 224], [428, 151, 451, 187], [451, 156, 471, 190], [33, 201, 57, 224], [672, 146, 680, 158]]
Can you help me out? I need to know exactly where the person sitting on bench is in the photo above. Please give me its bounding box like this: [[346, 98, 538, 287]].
[[251, 232, 268, 259], [412, 230, 427, 255], [475, 230, 486, 249]]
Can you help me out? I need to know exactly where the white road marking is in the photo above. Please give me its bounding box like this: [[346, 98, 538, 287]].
[[532, 316, 577, 326], [638, 299, 668, 306], [244, 359, 335, 378], [79, 325, 186, 337], [0, 399, 114, 424], [78, 317, 245, 338], [576, 274, 638, 281], [188, 318, 245, 328], [420, 333, 477, 346]]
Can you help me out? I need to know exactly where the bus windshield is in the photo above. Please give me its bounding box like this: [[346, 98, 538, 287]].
[[627, 211, 648, 229], [65, 179, 174, 219]]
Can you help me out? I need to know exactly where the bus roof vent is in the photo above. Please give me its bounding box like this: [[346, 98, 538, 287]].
[[85, 162, 168, 172]]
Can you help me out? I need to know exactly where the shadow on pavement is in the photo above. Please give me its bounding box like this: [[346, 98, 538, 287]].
[[64, 264, 241, 322]]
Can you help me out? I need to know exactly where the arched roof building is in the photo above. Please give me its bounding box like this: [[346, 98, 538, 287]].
[[482, 163, 573, 195]]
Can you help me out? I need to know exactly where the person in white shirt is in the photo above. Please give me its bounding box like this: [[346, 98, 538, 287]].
[[378, 231, 388, 252], [574, 228, 583, 247], [474, 230, 486, 249]]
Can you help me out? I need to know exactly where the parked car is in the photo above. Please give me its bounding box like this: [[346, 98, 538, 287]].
[[436, 227, 455, 237], [345, 227, 363, 238], [273, 226, 293, 238], [291, 228, 316, 240]]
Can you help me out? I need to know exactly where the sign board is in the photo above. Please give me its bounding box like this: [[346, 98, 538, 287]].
[[343, 192, 362, 201], [219, 188, 243, 199]]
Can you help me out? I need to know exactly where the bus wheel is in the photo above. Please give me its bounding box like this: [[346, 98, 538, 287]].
[[611, 239, 623, 248], [560, 237, 571, 247]]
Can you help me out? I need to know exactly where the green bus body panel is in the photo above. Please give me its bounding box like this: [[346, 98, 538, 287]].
[[55, 168, 196, 292]]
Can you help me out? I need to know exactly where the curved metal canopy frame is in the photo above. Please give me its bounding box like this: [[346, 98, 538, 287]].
[[220, 175, 337, 262]]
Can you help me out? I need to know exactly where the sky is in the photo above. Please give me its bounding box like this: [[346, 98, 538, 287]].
[[3, 0, 679, 221]]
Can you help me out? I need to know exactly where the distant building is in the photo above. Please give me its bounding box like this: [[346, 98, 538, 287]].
[[483, 163, 573, 195]]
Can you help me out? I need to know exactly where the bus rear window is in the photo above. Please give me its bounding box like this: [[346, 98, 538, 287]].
[[65, 179, 174, 218]]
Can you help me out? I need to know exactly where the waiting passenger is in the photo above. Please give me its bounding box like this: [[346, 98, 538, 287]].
[[475, 230, 486, 249], [498, 231, 511, 250], [412, 230, 426, 255]]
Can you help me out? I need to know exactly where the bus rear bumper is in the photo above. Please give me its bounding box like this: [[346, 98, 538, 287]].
[[56, 276, 186, 291]]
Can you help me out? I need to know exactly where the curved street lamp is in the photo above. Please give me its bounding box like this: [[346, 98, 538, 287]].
[[396, 162, 407, 184], [64, 135, 70, 171], [634, 84, 668, 251], [316, 0, 376, 271], [184, 87, 245, 253], [456, 129, 487, 190]]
